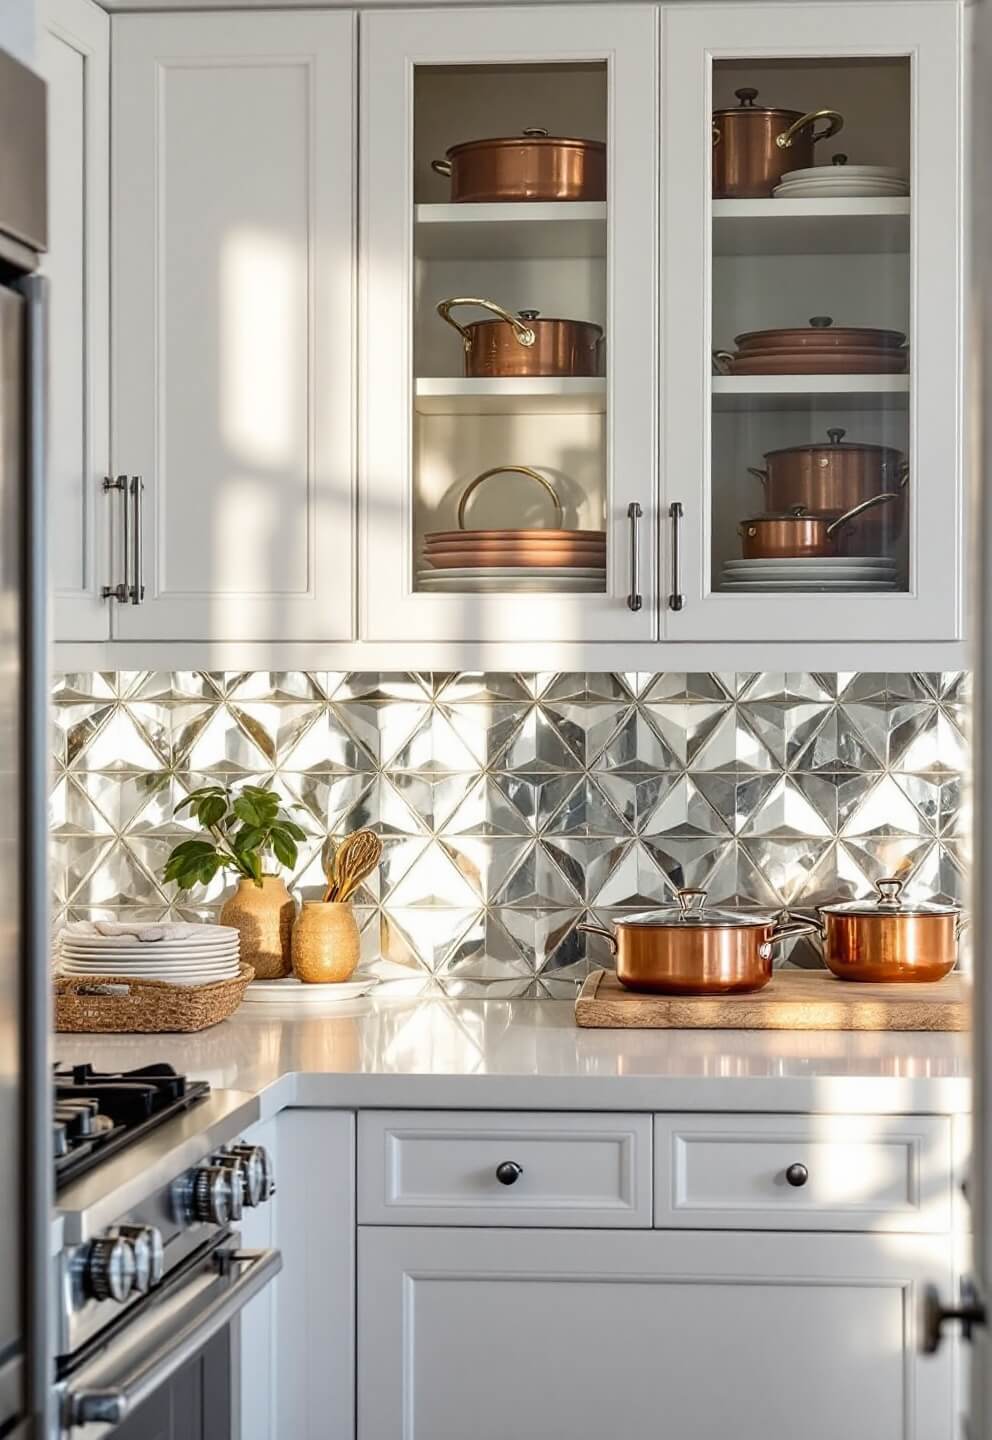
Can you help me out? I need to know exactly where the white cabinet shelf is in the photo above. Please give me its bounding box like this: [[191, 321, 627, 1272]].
[[414, 376, 607, 415], [713, 198, 910, 256], [712, 374, 910, 412], [415, 201, 606, 259]]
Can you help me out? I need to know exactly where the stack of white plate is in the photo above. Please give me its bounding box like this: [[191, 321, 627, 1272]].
[[720, 557, 900, 592], [56, 921, 241, 987], [773, 163, 909, 199], [417, 566, 605, 594]]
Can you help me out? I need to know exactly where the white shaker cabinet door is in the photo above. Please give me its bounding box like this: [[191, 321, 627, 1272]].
[[41, 0, 111, 641], [359, 1226, 954, 1440], [111, 12, 355, 641]]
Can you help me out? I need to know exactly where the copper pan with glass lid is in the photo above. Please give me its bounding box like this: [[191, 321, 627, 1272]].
[[816, 877, 966, 983], [578, 889, 818, 995]]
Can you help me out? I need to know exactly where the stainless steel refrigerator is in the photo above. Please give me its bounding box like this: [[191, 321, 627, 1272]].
[[0, 43, 52, 1440]]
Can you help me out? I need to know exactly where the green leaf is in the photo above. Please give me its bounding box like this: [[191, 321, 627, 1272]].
[[271, 829, 297, 870], [280, 820, 308, 843], [233, 796, 262, 827], [198, 794, 228, 827], [244, 849, 263, 885], [233, 824, 265, 855], [166, 839, 216, 861], [175, 785, 226, 813]]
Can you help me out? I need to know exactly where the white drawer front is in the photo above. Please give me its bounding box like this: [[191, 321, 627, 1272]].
[[359, 1111, 652, 1227], [655, 1115, 952, 1232]]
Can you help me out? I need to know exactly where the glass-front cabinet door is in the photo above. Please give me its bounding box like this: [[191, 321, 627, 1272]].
[[662, 3, 962, 642], [362, 6, 658, 642]]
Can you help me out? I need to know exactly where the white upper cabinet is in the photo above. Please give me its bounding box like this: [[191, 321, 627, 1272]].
[[361, 6, 659, 642], [661, 2, 963, 642], [110, 11, 356, 642], [41, 0, 110, 642]]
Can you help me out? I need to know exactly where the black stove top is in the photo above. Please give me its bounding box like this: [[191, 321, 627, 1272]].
[[53, 1062, 210, 1191]]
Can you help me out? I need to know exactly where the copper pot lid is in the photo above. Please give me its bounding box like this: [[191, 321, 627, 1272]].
[[819, 876, 962, 918], [616, 889, 777, 929], [713, 87, 805, 120], [465, 308, 602, 334], [763, 428, 903, 459], [735, 317, 907, 348], [443, 128, 605, 159]]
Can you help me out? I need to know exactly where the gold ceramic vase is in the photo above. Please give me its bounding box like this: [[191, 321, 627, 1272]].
[[292, 902, 361, 984], [220, 875, 294, 980]]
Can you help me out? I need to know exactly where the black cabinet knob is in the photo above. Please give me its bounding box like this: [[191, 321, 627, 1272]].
[[496, 1161, 523, 1186], [785, 1162, 809, 1188], [922, 1279, 987, 1354]]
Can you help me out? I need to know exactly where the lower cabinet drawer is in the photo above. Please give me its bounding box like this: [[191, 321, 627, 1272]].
[[654, 1114, 953, 1232], [358, 1111, 652, 1227]]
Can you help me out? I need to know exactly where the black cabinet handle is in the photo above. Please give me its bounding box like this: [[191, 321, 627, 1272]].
[[785, 1162, 809, 1188], [495, 1161, 523, 1186]]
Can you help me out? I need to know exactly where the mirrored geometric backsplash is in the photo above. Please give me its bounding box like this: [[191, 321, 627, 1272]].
[[51, 672, 969, 998]]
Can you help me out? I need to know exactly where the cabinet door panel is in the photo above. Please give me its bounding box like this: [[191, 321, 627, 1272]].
[[359, 1227, 953, 1440], [111, 11, 354, 641], [41, 0, 110, 641]]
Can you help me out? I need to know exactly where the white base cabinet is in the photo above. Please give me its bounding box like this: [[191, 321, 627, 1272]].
[[358, 1226, 953, 1440]]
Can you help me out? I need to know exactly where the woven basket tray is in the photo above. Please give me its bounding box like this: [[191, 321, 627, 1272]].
[[54, 963, 255, 1033]]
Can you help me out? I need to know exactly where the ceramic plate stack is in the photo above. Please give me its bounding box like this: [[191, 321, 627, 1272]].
[[56, 921, 242, 987], [774, 160, 909, 199], [720, 556, 900, 592]]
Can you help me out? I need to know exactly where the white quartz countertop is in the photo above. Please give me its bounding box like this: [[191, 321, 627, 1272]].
[[53, 995, 972, 1116]]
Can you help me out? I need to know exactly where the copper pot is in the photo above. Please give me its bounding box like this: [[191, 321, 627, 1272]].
[[749, 428, 910, 515], [817, 877, 965, 983], [734, 317, 906, 352], [739, 493, 900, 559], [578, 889, 817, 995], [431, 128, 606, 203], [437, 296, 603, 378], [712, 88, 844, 199]]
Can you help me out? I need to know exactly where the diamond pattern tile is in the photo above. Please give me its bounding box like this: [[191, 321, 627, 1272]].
[[49, 672, 971, 991]]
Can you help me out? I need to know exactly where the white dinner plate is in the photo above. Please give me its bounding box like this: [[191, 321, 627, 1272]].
[[58, 965, 241, 987], [59, 945, 240, 964], [60, 923, 239, 945], [781, 164, 907, 182], [59, 957, 241, 976], [241, 975, 381, 1003], [773, 183, 909, 198]]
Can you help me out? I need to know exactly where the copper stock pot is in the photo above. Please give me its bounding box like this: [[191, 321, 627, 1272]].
[[437, 296, 603, 378], [739, 492, 900, 559], [431, 128, 606, 203], [578, 889, 817, 995], [748, 428, 910, 515], [816, 877, 965, 983], [712, 87, 844, 198]]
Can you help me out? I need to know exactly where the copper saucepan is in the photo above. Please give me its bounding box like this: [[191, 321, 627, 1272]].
[[578, 889, 818, 995], [739, 493, 900, 559], [712, 88, 844, 199], [438, 297, 603, 378], [748, 428, 910, 515], [816, 877, 966, 983], [431, 128, 606, 203]]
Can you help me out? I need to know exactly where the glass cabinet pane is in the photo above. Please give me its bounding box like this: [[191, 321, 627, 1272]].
[[709, 57, 911, 601], [412, 62, 608, 599]]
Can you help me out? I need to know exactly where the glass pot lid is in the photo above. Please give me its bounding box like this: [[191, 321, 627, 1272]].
[[618, 889, 777, 929], [819, 876, 962, 918]]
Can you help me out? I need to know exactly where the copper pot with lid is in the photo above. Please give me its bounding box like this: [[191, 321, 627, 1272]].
[[817, 877, 966, 983], [437, 296, 604, 378], [712, 87, 844, 198], [578, 889, 817, 995], [739, 493, 901, 559], [748, 428, 910, 516], [431, 128, 606, 203]]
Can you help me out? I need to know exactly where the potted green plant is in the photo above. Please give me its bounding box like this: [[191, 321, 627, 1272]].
[[163, 783, 308, 979]]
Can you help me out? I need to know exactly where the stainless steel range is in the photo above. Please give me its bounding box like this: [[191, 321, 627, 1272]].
[[53, 1063, 279, 1439]]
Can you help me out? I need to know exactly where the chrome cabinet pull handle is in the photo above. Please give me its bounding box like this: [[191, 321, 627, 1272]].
[[668, 501, 684, 611], [101, 475, 129, 602], [129, 475, 145, 604], [626, 501, 643, 612]]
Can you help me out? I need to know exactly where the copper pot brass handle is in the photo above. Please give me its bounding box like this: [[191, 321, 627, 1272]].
[[431, 159, 453, 177], [437, 297, 537, 351], [713, 350, 735, 376], [775, 109, 844, 150], [457, 465, 564, 530], [576, 922, 618, 956], [747, 466, 769, 489], [760, 918, 822, 958], [824, 491, 900, 539]]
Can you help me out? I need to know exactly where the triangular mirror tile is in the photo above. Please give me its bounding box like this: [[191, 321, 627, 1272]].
[[737, 837, 831, 906], [490, 771, 577, 831], [739, 776, 832, 838], [438, 912, 534, 981], [390, 708, 485, 773], [57, 703, 116, 768], [283, 708, 375, 773], [441, 837, 530, 903], [642, 673, 733, 702], [687, 708, 778, 773], [225, 672, 328, 702], [840, 774, 928, 837], [445, 776, 535, 837], [641, 836, 732, 894], [436, 701, 528, 767], [280, 771, 374, 834], [180, 707, 271, 775], [839, 837, 934, 887], [741, 701, 833, 769], [492, 841, 582, 908], [589, 841, 672, 908], [591, 772, 673, 833], [787, 840, 871, 908], [387, 841, 482, 908], [541, 673, 634, 703], [52, 673, 119, 703], [124, 700, 216, 768], [540, 702, 630, 766], [225, 701, 324, 766], [49, 776, 113, 836], [692, 772, 780, 835], [640, 774, 729, 838], [51, 836, 112, 904], [71, 840, 168, 907], [905, 841, 966, 904], [643, 701, 729, 767], [544, 777, 632, 838], [497, 706, 582, 773], [435, 673, 534, 704], [127, 672, 221, 702], [334, 673, 432, 702], [387, 771, 478, 833], [790, 707, 883, 773], [541, 837, 624, 902], [892, 710, 968, 775], [380, 906, 480, 973], [740, 673, 835, 703], [592, 710, 678, 773], [332, 699, 430, 767]]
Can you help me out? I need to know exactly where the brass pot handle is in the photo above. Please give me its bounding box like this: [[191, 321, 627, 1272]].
[[431, 158, 453, 177], [436, 297, 537, 352], [457, 465, 564, 530], [576, 922, 618, 957], [713, 350, 735, 375], [747, 466, 769, 489], [776, 109, 844, 150], [825, 491, 899, 539], [897, 460, 911, 490], [712, 125, 721, 147]]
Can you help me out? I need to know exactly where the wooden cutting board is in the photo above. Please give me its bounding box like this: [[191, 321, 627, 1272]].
[[575, 968, 969, 1031]]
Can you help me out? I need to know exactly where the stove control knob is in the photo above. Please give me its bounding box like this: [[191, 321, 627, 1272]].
[[118, 1225, 165, 1294], [86, 1236, 136, 1304], [191, 1164, 241, 1225], [228, 1145, 275, 1206], [215, 1156, 248, 1210]]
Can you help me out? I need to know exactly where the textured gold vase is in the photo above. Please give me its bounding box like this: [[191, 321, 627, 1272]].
[[220, 875, 294, 980], [292, 902, 361, 984]]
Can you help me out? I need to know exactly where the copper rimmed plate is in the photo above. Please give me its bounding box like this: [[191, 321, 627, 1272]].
[[425, 528, 605, 544]]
